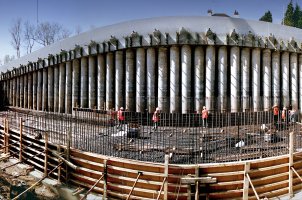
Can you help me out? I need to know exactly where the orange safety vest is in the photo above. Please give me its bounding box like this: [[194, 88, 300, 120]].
[[117, 110, 124, 121], [273, 107, 279, 116], [152, 111, 159, 122], [202, 109, 208, 119]]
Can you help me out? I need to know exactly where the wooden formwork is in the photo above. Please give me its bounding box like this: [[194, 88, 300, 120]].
[[1, 120, 302, 199]]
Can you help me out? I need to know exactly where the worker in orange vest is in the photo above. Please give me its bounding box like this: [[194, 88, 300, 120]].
[[202, 106, 208, 128], [117, 107, 125, 130], [152, 107, 160, 130], [272, 104, 279, 128]]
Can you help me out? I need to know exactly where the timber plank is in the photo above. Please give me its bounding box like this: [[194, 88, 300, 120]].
[[70, 150, 105, 164], [70, 156, 104, 171], [199, 164, 244, 174], [250, 157, 288, 169], [208, 189, 243, 199], [107, 159, 165, 173]]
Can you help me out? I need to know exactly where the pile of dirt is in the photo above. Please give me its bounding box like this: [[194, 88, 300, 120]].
[[0, 156, 59, 200]]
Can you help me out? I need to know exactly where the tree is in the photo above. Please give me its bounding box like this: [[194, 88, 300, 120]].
[[23, 21, 35, 54], [9, 18, 22, 58], [35, 22, 70, 46], [283, 0, 295, 26], [3, 55, 15, 65], [259, 10, 273, 22]]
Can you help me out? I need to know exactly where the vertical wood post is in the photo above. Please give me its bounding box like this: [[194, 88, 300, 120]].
[[5, 118, 9, 154], [195, 166, 199, 200], [66, 127, 72, 182], [243, 162, 250, 200], [3, 118, 6, 153], [57, 145, 61, 184], [164, 154, 169, 200], [103, 159, 107, 199], [289, 132, 294, 197], [19, 118, 23, 161], [44, 132, 48, 176]]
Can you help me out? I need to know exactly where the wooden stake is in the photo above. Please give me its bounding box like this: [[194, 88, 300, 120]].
[[246, 173, 259, 200], [80, 174, 104, 200], [195, 166, 199, 200], [19, 117, 23, 161], [164, 154, 169, 200], [289, 132, 294, 197], [243, 162, 250, 200], [103, 159, 107, 199], [44, 132, 48, 176], [126, 171, 142, 200]]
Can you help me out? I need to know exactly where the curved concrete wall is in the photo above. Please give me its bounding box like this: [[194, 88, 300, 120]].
[[1, 16, 302, 113]]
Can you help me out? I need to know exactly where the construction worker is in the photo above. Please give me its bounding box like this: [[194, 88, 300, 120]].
[[272, 104, 279, 128], [202, 106, 208, 128], [281, 107, 287, 122], [152, 107, 160, 130], [117, 107, 125, 130]]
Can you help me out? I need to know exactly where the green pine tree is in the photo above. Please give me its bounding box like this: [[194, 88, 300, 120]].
[[259, 10, 273, 22], [283, 0, 294, 26], [293, 3, 301, 27]]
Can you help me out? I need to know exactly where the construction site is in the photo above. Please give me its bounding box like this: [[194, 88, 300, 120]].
[[0, 106, 302, 199], [2, 15, 302, 199]]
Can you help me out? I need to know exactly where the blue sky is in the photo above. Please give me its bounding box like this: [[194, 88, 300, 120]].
[[0, 0, 296, 61]]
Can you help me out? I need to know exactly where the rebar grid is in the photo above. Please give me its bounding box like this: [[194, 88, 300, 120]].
[[0, 108, 301, 164]]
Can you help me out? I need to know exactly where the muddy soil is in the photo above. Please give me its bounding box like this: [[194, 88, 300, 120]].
[[0, 154, 59, 200]]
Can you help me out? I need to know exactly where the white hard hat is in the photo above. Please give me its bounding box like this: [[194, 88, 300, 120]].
[[120, 107, 124, 110], [156, 107, 160, 111]]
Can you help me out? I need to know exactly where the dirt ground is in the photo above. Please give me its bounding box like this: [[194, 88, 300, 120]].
[[0, 153, 59, 200]]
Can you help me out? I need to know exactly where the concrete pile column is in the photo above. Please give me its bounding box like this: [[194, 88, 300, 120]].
[[13, 78, 16, 107], [20, 75, 24, 107], [241, 48, 250, 112], [24, 74, 28, 109], [115, 51, 124, 110], [205, 46, 216, 111], [218, 46, 227, 112], [28, 73, 33, 109], [290, 53, 298, 109], [16, 77, 20, 107], [37, 70, 43, 110], [54, 65, 59, 112], [262, 49, 271, 111], [42, 68, 48, 111], [136, 48, 146, 113], [170, 46, 180, 113], [147, 48, 156, 112], [88, 56, 96, 109], [158, 47, 169, 113], [10, 79, 13, 106], [65, 61, 72, 113], [282, 52, 290, 107], [272, 51, 280, 107], [33, 71, 37, 110], [194, 46, 205, 113], [48, 67, 54, 112], [80, 57, 88, 108], [59, 63, 66, 113], [72, 59, 80, 109], [181, 45, 192, 113], [126, 49, 136, 111], [230, 46, 240, 112], [97, 54, 106, 110], [106, 53, 114, 110], [252, 48, 261, 111]]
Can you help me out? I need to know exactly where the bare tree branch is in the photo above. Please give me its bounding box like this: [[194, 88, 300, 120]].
[[9, 18, 22, 58], [24, 21, 35, 54]]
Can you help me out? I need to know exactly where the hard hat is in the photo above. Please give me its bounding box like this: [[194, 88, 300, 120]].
[[120, 107, 124, 110]]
